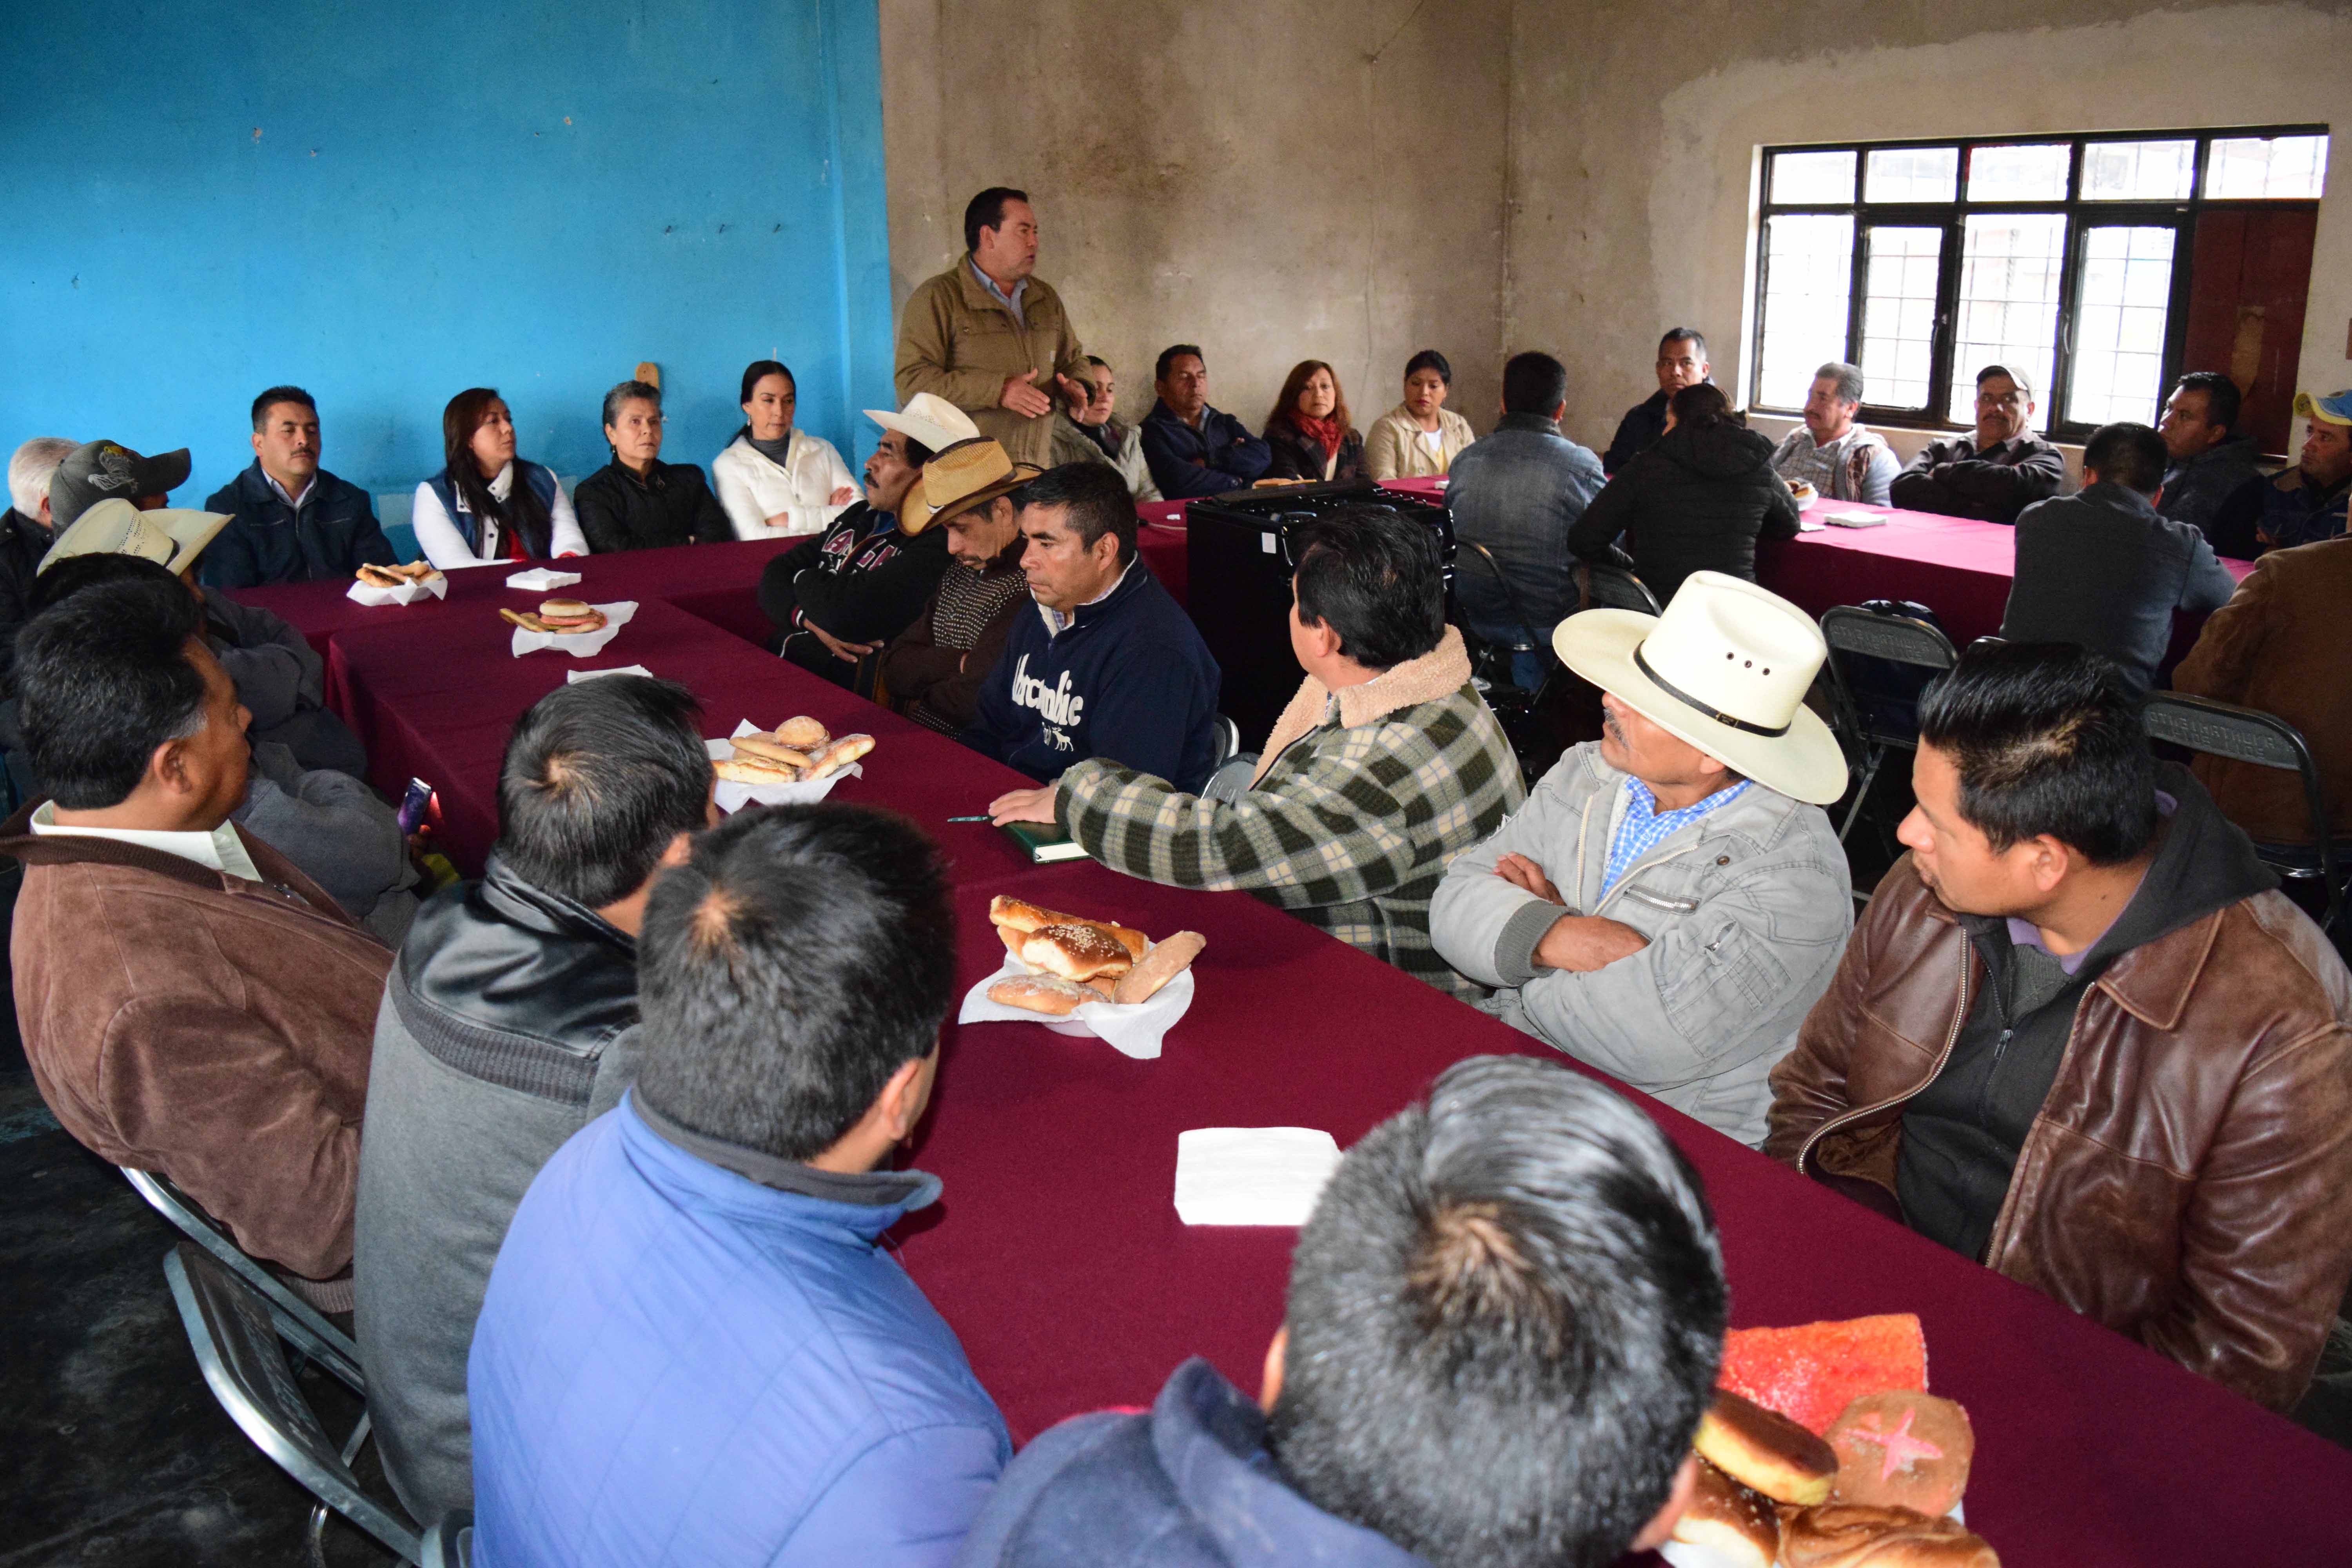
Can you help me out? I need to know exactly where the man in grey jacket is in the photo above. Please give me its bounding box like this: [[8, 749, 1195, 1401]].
[[354, 676, 715, 1528], [1432, 572, 1852, 1145]]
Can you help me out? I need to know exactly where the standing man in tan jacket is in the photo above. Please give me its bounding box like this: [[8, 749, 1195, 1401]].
[[896, 187, 1091, 471]]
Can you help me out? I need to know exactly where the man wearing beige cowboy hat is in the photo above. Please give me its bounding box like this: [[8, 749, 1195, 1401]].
[[756, 394, 1020, 686], [1432, 571, 1852, 1145]]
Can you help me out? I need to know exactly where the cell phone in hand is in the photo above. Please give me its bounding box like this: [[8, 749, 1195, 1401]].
[[397, 777, 436, 836]]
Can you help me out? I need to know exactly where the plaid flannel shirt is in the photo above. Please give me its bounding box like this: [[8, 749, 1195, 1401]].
[[1059, 640, 1524, 998]]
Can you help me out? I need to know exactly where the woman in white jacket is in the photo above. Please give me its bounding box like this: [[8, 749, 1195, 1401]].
[[710, 360, 859, 539]]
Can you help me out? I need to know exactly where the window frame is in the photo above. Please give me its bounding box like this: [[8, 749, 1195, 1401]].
[[1751, 125, 2327, 441]]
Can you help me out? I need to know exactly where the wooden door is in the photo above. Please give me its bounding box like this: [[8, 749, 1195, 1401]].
[[2181, 207, 2319, 456]]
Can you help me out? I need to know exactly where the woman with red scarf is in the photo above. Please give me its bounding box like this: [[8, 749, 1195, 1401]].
[[1262, 361, 1365, 483]]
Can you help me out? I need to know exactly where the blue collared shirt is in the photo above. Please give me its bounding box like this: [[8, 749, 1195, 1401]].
[[969, 256, 1026, 320], [1603, 777, 1751, 893]]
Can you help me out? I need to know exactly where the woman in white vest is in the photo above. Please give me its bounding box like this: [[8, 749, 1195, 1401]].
[[710, 359, 860, 539]]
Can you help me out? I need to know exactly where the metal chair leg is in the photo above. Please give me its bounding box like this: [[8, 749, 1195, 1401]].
[[1838, 749, 1885, 845]]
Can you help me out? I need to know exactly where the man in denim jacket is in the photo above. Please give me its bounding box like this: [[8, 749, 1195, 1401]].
[[1432, 573, 1851, 1145]]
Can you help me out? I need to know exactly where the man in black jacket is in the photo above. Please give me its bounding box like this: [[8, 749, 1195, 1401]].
[[1138, 345, 1272, 499], [1890, 365, 2067, 523], [2000, 422, 2237, 695], [759, 419, 993, 686], [354, 675, 715, 1527], [1603, 327, 1711, 475], [202, 387, 397, 588]]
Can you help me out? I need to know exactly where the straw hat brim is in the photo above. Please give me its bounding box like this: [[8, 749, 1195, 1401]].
[[920, 465, 1042, 535], [1552, 608, 1849, 805]]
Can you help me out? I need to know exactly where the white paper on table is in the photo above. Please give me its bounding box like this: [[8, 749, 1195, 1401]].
[[567, 664, 654, 684], [1172, 1127, 1340, 1225], [345, 573, 449, 607], [957, 949, 1195, 1060], [509, 601, 636, 659], [506, 566, 584, 592], [703, 720, 862, 812]]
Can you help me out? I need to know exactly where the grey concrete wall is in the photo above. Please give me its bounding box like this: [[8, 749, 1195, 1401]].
[[1504, 0, 2352, 459], [878, 0, 1513, 436]]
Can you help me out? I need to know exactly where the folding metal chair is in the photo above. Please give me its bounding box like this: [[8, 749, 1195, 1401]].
[[1818, 604, 1959, 845], [1574, 559, 1663, 616], [2143, 693, 2346, 935], [163, 1244, 420, 1566], [122, 1167, 361, 1390], [1455, 542, 1561, 693], [1201, 715, 1258, 804], [421, 1508, 473, 1568]]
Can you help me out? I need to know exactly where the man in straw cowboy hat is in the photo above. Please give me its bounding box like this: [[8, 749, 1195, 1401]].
[[1432, 570, 1852, 1145], [756, 392, 999, 686]]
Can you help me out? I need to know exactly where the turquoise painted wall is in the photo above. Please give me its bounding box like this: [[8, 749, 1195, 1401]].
[[0, 0, 893, 502]]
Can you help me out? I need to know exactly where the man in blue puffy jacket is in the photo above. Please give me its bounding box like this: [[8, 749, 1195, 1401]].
[[954, 1055, 1726, 1568], [468, 803, 1010, 1566]]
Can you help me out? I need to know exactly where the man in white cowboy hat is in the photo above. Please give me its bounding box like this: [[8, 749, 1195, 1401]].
[[755, 394, 994, 685], [1431, 571, 1852, 1145]]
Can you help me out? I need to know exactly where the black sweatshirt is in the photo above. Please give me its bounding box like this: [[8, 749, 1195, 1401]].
[[757, 503, 952, 650], [1896, 767, 2278, 1260], [572, 459, 732, 554]]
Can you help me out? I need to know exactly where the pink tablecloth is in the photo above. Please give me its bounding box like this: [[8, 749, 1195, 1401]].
[[302, 588, 2352, 1563]]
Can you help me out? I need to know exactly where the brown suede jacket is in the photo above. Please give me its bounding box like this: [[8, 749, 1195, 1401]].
[[1765, 851, 2352, 1411], [2, 803, 392, 1280]]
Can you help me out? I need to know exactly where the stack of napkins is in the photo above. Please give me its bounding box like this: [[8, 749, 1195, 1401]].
[[506, 566, 584, 591], [1172, 1127, 1341, 1226]]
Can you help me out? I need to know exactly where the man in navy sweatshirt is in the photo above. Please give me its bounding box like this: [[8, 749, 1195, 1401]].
[[952, 1055, 1726, 1568], [1138, 346, 1272, 500], [962, 462, 1221, 792]]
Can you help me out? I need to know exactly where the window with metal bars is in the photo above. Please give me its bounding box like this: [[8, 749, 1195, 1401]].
[[1751, 127, 2326, 448]]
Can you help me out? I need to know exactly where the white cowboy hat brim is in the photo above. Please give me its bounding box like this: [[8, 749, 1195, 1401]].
[[1553, 608, 1849, 805], [40, 500, 230, 580]]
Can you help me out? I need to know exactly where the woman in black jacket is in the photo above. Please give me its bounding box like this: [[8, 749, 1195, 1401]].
[[572, 380, 733, 553], [1567, 382, 1800, 606], [1262, 360, 1366, 483]]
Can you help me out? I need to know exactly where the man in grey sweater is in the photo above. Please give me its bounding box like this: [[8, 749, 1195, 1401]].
[[2000, 421, 2238, 695], [354, 676, 715, 1528]]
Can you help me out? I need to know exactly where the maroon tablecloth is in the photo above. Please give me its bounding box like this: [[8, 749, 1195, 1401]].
[[1134, 500, 1187, 605], [306, 563, 2350, 1563]]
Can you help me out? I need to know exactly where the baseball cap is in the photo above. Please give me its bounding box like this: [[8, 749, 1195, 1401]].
[[41, 497, 229, 579], [2292, 389, 2352, 428], [48, 439, 192, 528], [1975, 364, 2036, 399]]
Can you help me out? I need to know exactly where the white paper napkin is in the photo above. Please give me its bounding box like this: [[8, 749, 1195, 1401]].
[[1172, 1127, 1341, 1225], [567, 664, 654, 684], [704, 720, 863, 812], [346, 573, 449, 606], [509, 601, 636, 659], [956, 948, 1195, 1060], [506, 566, 584, 591]]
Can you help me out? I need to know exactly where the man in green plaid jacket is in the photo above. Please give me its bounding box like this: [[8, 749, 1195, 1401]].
[[987, 508, 1524, 996]]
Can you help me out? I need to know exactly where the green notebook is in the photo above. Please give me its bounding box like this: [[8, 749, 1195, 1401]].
[[1000, 820, 1089, 864]]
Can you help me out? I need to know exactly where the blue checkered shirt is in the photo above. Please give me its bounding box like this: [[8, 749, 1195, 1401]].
[[1602, 777, 1751, 893]]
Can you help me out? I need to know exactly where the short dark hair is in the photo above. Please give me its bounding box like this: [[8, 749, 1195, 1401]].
[[2172, 370, 2241, 434], [495, 676, 713, 908], [18, 576, 209, 810], [1917, 641, 2157, 864], [632, 805, 956, 1162], [1659, 327, 1708, 358], [2081, 421, 2168, 495], [1291, 507, 1446, 671], [1016, 461, 1138, 566], [963, 187, 1029, 253], [1154, 343, 1204, 384], [1669, 381, 1735, 428], [250, 385, 316, 431], [738, 359, 794, 406], [1269, 1055, 1725, 1568], [1404, 349, 1452, 386], [1501, 351, 1568, 416]]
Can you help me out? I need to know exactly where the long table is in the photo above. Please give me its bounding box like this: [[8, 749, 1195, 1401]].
[[230, 571, 2352, 1564]]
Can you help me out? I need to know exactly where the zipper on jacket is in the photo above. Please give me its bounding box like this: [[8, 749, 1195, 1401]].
[[1797, 940, 1974, 1176], [1620, 884, 1701, 914], [1975, 947, 2014, 1131]]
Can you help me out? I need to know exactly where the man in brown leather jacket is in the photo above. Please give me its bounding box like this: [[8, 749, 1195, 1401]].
[[1767, 642, 2352, 1411]]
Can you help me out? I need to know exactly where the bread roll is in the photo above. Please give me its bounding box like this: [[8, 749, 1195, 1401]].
[[356, 563, 406, 587], [988, 975, 1094, 1016], [498, 608, 547, 632], [806, 732, 875, 780], [776, 715, 830, 749], [1111, 931, 1205, 1005], [1085, 976, 1120, 999], [988, 897, 1149, 961], [715, 758, 799, 786], [1669, 1458, 1778, 1568], [1020, 923, 1134, 982], [1825, 1392, 1973, 1517], [729, 734, 813, 768], [1779, 1504, 1998, 1568], [1695, 1388, 1837, 1506]]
